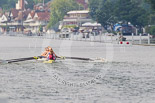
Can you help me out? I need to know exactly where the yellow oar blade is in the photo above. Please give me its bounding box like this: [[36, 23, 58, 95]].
[[34, 56, 39, 59]]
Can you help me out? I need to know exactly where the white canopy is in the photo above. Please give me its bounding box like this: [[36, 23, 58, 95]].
[[67, 10, 89, 14], [82, 22, 102, 27]]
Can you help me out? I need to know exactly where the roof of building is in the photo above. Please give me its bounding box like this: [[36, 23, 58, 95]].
[[10, 8, 20, 18], [0, 13, 9, 22], [35, 12, 50, 21], [14, 9, 31, 21], [30, 11, 35, 18]]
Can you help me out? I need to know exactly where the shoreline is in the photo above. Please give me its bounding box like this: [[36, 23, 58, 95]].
[[0, 34, 154, 46]]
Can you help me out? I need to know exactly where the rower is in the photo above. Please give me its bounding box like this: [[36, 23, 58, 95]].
[[41, 47, 49, 58], [48, 46, 59, 58], [47, 49, 56, 60]]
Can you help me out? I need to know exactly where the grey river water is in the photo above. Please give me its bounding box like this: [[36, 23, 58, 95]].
[[0, 36, 155, 103]]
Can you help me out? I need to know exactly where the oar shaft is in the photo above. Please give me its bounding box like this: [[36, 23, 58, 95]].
[[6, 56, 42, 61], [4, 56, 42, 63], [7, 58, 35, 63], [60, 57, 93, 61]]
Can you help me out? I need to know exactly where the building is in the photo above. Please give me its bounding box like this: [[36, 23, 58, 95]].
[[0, 0, 50, 34], [24, 11, 50, 33], [0, 14, 9, 33], [0, 8, 31, 33], [16, 0, 25, 10], [0, 0, 27, 33], [59, 10, 92, 29]]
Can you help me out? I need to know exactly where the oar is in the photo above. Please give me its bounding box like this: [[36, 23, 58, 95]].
[[6, 56, 42, 61], [0, 56, 42, 64], [59, 56, 106, 62], [59, 56, 93, 61]]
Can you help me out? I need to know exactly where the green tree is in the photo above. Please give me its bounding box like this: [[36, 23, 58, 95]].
[[89, 0, 117, 29], [33, 0, 51, 4], [148, 14, 155, 25], [25, 0, 34, 9], [24, 0, 51, 9], [47, 0, 79, 29], [114, 0, 149, 27], [0, 0, 51, 10], [39, 25, 43, 32], [0, 0, 17, 10], [146, 0, 155, 10], [146, 26, 155, 35], [89, 0, 150, 30]]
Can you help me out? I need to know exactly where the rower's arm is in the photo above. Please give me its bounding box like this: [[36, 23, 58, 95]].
[[41, 51, 47, 57], [53, 52, 60, 58]]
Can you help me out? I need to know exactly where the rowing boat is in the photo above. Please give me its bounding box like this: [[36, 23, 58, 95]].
[[0, 56, 106, 64]]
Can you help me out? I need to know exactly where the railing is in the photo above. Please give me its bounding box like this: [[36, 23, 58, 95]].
[[8, 22, 22, 25], [28, 22, 47, 26]]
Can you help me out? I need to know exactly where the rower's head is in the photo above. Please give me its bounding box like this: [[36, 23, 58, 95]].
[[48, 46, 51, 49], [48, 46, 53, 51], [49, 49, 54, 54]]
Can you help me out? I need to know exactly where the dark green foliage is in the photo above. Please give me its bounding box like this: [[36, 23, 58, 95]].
[[0, 0, 51, 10], [148, 14, 155, 25], [0, 0, 17, 10], [146, 26, 155, 35], [89, 0, 116, 29], [89, 0, 150, 29], [146, 0, 155, 10], [114, 0, 149, 27], [48, 0, 79, 29], [39, 25, 43, 32]]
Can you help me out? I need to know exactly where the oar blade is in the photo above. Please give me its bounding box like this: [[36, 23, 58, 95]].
[[64, 57, 91, 61], [0, 60, 8, 64], [0, 56, 42, 64], [59, 56, 107, 62]]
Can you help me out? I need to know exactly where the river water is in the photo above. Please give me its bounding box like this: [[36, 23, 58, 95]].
[[0, 36, 155, 103]]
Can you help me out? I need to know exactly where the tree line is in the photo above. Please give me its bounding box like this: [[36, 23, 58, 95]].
[[48, 0, 155, 35], [1, 0, 155, 35], [89, 0, 153, 30]]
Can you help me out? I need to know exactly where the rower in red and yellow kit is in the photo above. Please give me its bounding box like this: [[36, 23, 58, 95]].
[[47, 46, 59, 60], [41, 46, 59, 60]]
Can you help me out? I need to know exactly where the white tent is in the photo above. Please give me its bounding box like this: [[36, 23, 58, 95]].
[[82, 22, 101, 27]]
